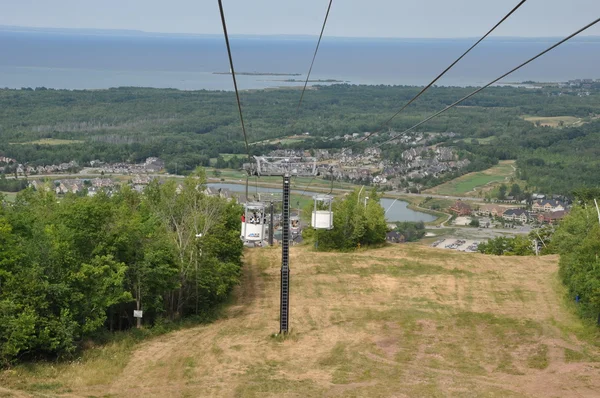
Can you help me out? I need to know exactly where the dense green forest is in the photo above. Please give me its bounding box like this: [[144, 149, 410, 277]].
[[0, 84, 599, 193], [0, 170, 243, 365]]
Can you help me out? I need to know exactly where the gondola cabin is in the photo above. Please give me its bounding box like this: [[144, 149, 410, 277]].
[[241, 202, 266, 242], [311, 194, 333, 230]]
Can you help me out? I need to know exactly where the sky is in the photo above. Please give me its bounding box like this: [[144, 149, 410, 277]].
[[0, 0, 599, 38]]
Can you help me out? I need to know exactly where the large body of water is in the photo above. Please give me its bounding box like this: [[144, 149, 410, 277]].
[[207, 183, 436, 223], [1, 29, 599, 90]]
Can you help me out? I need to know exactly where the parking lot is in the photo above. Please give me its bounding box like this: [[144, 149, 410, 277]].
[[431, 238, 480, 253]]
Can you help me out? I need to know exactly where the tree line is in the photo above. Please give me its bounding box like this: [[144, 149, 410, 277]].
[[1, 85, 600, 193]]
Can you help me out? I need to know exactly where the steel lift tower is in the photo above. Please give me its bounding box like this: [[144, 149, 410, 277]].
[[245, 156, 318, 334]]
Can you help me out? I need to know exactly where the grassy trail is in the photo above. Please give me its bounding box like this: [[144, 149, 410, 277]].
[[2, 245, 600, 397]]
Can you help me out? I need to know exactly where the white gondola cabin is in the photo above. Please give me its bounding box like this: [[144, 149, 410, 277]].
[[311, 194, 333, 230], [241, 202, 266, 242]]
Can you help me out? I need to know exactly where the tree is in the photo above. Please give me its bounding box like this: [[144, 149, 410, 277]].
[[304, 188, 387, 251], [394, 221, 425, 242], [145, 168, 238, 318], [509, 183, 522, 199], [0, 170, 244, 364], [553, 205, 600, 323], [498, 183, 508, 200]]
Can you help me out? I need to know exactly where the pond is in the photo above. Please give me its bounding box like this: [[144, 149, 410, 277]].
[[208, 183, 437, 223]]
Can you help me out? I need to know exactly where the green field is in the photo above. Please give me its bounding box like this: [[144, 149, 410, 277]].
[[425, 161, 516, 196], [10, 138, 85, 145], [457, 136, 497, 145]]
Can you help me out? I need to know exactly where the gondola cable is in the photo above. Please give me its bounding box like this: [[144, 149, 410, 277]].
[[217, 0, 250, 154], [350, 0, 528, 148], [288, 0, 334, 133], [375, 17, 600, 149]]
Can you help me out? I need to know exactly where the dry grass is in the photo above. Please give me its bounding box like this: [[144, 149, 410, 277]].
[[10, 138, 84, 145], [2, 244, 600, 397]]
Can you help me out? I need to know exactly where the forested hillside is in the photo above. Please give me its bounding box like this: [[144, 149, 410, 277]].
[[1, 84, 599, 193], [0, 170, 243, 365]]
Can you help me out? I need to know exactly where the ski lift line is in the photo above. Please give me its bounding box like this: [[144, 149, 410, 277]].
[[535, 230, 548, 248], [376, 17, 600, 149], [217, 0, 250, 154], [350, 0, 528, 148], [288, 0, 334, 132], [385, 198, 398, 215], [297, 176, 317, 199]]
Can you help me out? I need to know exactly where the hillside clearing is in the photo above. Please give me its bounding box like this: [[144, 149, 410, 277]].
[[424, 160, 516, 197], [2, 244, 599, 397], [9, 138, 85, 145], [521, 116, 583, 128]]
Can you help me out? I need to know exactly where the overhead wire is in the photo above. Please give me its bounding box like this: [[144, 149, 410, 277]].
[[376, 17, 600, 148], [217, 0, 250, 154], [285, 0, 334, 198], [289, 0, 334, 133], [351, 0, 528, 148]]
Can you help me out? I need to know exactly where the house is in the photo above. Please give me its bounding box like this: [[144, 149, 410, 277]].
[[144, 157, 165, 172], [537, 210, 567, 224], [477, 204, 507, 218], [29, 180, 50, 191], [364, 147, 382, 157], [92, 178, 114, 188], [372, 175, 388, 184], [532, 199, 565, 213], [503, 209, 530, 223], [132, 175, 152, 185], [450, 200, 472, 216], [386, 231, 405, 243]]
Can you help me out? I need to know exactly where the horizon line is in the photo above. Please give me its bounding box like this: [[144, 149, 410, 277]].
[[1, 24, 599, 41]]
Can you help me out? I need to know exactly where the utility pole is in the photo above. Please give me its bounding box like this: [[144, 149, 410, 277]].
[[245, 156, 317, 334]]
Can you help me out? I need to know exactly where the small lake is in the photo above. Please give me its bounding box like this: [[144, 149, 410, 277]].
[[207, 183, 436, 223]]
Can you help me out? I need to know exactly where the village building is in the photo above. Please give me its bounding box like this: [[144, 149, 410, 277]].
[[449, 200, 472, 216], [502, 209, 530, 223], [477, 204, 508, 218], [537, 210, 567, 224], [386, 231, 406, 243], [532, 199, 565, 213]]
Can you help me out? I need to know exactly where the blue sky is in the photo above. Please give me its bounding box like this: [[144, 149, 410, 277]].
[[1, 0, 599, 38]]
